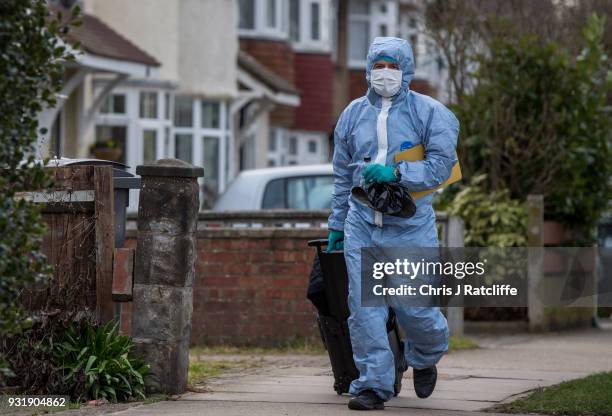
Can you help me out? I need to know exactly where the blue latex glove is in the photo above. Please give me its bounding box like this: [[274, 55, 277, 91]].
[[327, 230, 344, 252], [362, 164, 397, 184]]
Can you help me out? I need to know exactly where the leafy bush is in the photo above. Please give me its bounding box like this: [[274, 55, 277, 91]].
[[448, 175, 528, 247], [0, 0, 77, 382], [454, 15, 611, 241], [53, 321, 149, 402]]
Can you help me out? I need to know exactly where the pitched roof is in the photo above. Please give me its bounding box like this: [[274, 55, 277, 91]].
[[51, 6, 160, 67], [237, 50, 300, 95]]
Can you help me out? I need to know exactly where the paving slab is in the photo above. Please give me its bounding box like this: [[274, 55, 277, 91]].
[[103, 324, 612, 415], [109, 400, 531, 416]]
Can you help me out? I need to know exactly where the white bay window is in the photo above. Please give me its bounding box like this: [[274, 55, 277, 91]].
[[239, 0, 287, 39], [289, 0, 331, 52], [172, 96, 231, 207], [348, 0, 397, 68]]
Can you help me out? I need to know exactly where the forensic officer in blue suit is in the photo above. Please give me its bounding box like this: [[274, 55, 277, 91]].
[[327, 37, 459, 411]]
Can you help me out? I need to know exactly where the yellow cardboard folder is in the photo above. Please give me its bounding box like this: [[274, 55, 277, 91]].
[[394, 144, 462, 199]]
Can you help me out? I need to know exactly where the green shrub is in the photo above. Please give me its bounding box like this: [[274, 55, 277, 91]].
[[454, 15, 611, 241], [53, 321, 149, 402], [448, 175, 528, 247], [0, 0, 78, 382]]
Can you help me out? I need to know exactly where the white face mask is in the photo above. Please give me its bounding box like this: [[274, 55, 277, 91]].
[[370, 68, 403, 97]]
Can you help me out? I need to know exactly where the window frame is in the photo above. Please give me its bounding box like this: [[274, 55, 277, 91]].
[[171, 96, 231, 196], [100, 93, 127, 115], [139, 91, 159, 120], [347, 0, 398, 69], [238, 0, 288, 40], [290, 0, 331, 52]]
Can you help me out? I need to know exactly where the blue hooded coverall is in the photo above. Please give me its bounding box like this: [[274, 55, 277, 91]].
[[328, 37, 459, 401]]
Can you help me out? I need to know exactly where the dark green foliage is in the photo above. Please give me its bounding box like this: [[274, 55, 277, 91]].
[[0, 0, 78, 381], [448, 175, 528, 247], [54, 321, 149, 402], [455, 15, 612, 241]]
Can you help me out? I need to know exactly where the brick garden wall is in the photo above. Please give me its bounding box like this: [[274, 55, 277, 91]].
[[126, 227, 325, 346]]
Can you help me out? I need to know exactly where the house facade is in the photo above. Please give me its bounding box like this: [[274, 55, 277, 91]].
[[237, 0, 449, 169], [41, 0, 449, 209], [44, 0, 301, 208], [238, 0, 334, 168]]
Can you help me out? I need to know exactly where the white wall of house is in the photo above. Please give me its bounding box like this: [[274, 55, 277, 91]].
[[178, 0, 238, 98], [89, 0, 179, 83]]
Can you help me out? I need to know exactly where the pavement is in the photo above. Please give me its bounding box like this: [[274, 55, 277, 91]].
[[80, 322, 612, 415]]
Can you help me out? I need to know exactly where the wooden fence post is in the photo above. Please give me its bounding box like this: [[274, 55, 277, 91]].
[[527, 195, 545, 331], [94, 166, 115, 324], [446, 215, 465, 337]]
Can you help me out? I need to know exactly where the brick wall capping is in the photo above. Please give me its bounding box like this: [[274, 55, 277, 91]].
[[198, 209, 331, 220], [197, 227, 325, 239], [137, 158, 204, 178], [128, 210, 450, 221]]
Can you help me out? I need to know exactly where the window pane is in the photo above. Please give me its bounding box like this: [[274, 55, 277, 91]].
[[268, 129, 277, 151], [262, 178, 285, 209], [287, 178, 307, 209], [266, 0, 276, 27], [289, 136, 298, 155], [164, 127, 170, 154], [310, 2, 320, 41], [95, 125, 127, 164], [100, 96, 111, 114], [349, 21, 369, 61], [139, 91, 157, 119], [349, 0, 369, 14], [225, 134, 230, 184], [308, 140, 317, 153], [201, 100, 220, 128], [175, 133, 193, 162], [379, 24, 387, 37], [174, 96, 193, 127], [164, 93, 170, 120], [113, 94, 126, 114], [239, 0, 255, 29], [306, 176, 334, 209], [410, 34, 418, 65], [143, 130, 157, 163], [100, 94, 125, 114], [203, 136, 220, 199], [289, 0, 300, 41], [288, 175, 333, 209]]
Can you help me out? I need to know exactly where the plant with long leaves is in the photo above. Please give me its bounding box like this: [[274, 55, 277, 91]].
[[53, 321, 149, 402]]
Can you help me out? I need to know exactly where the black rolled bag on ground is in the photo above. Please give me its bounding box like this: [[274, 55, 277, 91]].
[[307, 239, 408, 396]]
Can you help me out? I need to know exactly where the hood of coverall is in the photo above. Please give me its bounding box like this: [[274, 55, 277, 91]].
[[366, 37, 415, 92]]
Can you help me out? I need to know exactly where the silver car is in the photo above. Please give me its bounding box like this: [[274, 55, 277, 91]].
[[213, 164, 333, 211]]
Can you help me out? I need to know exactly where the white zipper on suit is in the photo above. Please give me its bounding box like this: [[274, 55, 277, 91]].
[[373, 96, 392, 227]]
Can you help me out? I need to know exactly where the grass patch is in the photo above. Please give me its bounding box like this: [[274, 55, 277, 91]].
[[142, 394, 168, 404], [191, 337, 326, 357], [191, 335, 475, 358], [188, 359, 263, 385], [448, 336, 478, 352], [495, 372, 612, 416]]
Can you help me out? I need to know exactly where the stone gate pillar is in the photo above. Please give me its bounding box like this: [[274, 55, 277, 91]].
[[132, 159, 204, 394]]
